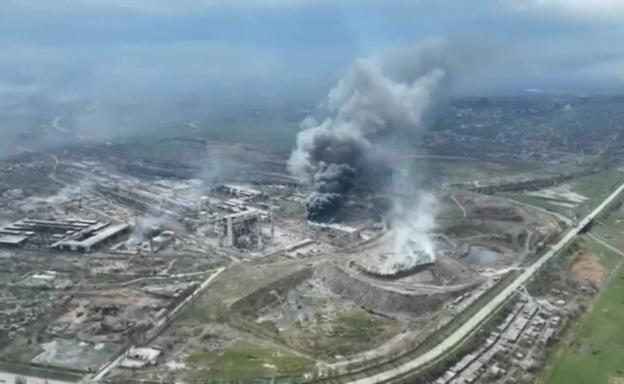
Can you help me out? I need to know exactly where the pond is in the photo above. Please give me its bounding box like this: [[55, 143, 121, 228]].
[[463, 246, 503, 267]]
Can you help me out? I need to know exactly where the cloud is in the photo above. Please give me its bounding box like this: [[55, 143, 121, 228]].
[[2, 0, 624, 101], [8, 0, 347, 13], [0, 41, 288, 98], [580, 59, 624, 81], [508, 0, 624, 20]]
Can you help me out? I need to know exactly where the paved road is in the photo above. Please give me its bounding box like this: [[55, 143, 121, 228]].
[[451, 194, 467, 218], [51, 114, 69, 133], [348, 181, 624, 384], [508, 197, 573, 226]]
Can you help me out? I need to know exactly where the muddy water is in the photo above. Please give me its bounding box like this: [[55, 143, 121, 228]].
[[463, 246, 502, 267]]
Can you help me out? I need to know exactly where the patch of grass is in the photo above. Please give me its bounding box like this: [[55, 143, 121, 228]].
[[537, 193, 624, 384], [257, 320, 281, 335], [186, 341, 313, 381], [503, 192, 575, 217], [421, 158, 534, 187], [333, 310, 386, 345], [179, 262, 303, 325], [571, 169, 624, 200], [502, 169, 624, 220], [593, 199, 624, 242], [570, 169, 624, 215], [260, 304, 401, 361], [198, 119, 299, 153], [583, 236, 621, 271], [543, 260, 624, 384], [289, 307, 401, 359]]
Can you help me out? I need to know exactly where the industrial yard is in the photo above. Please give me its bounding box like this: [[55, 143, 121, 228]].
[[6, 0, 624, 382], [0, 108, 621, 384]]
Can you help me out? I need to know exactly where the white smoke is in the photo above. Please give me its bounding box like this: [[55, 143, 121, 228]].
[[18, 180, 94, 213], [129, 215, 166, 244], [288, 40, 451, 267], [385, 192, 438, 273], [288, 58, 446, 179]]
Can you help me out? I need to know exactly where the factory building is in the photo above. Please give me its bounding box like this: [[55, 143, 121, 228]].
[[219, 209, 273, 249], [52, 223, 131, 253], [215, 184, 263, 201], [307, 221, 361, 244], [0, 217, 131, 253]]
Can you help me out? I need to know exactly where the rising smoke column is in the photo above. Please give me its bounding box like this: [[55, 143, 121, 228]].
[[306, 162, 357, 221], [288, 41, 450, 222]]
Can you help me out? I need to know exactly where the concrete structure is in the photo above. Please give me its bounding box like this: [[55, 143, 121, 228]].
[[95, 184, 195, 218], [151, 231, 175, 252], [120, 346, 162, 368], [308, 222, 361, 244], [0, 218, 96, 242], [0, 234, 30, 246], [216, 184, 262, 201], [220, 209, 270, 249], [0, 217, 130, 252], [52, 223, 131, 252]]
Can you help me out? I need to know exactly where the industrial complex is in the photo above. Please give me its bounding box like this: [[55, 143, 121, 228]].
[[0, 116, 620, 384], [2, 83, 624, 384]]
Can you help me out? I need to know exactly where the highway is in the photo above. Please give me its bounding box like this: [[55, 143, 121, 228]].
[[347, 181, 624, 384]]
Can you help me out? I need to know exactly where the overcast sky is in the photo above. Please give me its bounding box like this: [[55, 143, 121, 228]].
[[2, 0, 624, 102]]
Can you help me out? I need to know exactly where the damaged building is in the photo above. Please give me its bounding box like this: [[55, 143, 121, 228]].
[[219, 209, 274, 249], [0, 218, 131, 252]]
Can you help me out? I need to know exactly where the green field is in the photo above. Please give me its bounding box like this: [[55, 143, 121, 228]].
[[543, 242, 624, 384], [504, 168, 624, 219], [198, 119, 299, 153], [571, 169, 624, 201], [179, 262, 303, 324], [174, 261, 399, 379], [585, 236, 622, 271], [279, 307, 401, 359], [186, 340, 313, 381], [570, 169, 624, 215], [503, 192, 574, 217], [591, 200, 624, 252], [425, 158, 534, 185]]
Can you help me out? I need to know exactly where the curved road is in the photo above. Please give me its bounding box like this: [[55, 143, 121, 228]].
[[52, 114, 69, 133], [348, 181, 624, 384]]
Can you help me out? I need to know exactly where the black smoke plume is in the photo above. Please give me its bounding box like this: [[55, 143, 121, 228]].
[[306, 162, 356, 221], [289, 40, 451, 222]]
